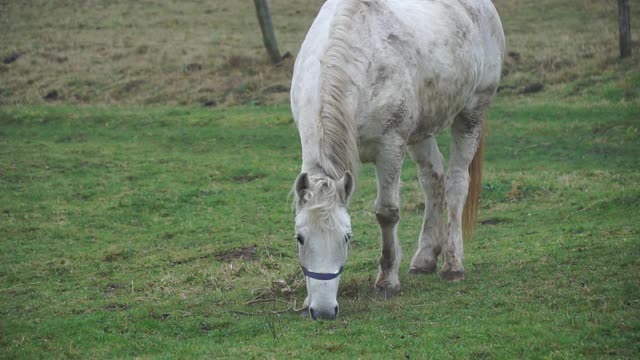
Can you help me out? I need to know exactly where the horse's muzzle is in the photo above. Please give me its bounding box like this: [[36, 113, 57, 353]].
[[309, 304, 339, 320]]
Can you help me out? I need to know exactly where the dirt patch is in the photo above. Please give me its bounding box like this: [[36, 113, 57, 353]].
[[508, 51, 521, 61], [200, 99, 217, 107], [480, 218, 511, 226], [215, 245, 258, 262], [199, 320, 231, 333], [230, 174, 264, 183], [43, 90, 60, 101], [103, 283, 125, 296], [104, 303, 130, 311], [3, 52, 23, 64], [520, 82, 544, 94], [185, 63, 202, 72]]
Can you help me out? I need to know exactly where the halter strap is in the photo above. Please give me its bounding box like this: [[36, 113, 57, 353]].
[[301, 265, 344, 281]]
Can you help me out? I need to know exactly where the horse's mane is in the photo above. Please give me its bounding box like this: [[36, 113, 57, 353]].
[[317, 0, 364, 182]]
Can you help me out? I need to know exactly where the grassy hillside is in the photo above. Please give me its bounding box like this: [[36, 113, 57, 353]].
[[1, 0, 639, 106], [1, 100, 638, 358]]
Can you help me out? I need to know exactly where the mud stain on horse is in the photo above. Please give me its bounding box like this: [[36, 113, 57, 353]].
[[383, 100, 407, 134], [386, 33, 399, 42], [374, 65, 390, 85]]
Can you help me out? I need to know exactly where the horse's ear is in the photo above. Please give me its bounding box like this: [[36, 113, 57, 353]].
[[295, 172, 309, 202], [338, 171, 354, 204]]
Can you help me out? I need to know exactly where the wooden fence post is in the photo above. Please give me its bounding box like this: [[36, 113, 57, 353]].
[[253, 0, 282, 64], [618, 0, 632, 58]]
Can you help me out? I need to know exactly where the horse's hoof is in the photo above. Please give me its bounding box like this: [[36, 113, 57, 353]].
[[408, 264, 437, 275], [440, 270, 465, 281], [374, 277, 401, 297], [375, 284, 401, 298]]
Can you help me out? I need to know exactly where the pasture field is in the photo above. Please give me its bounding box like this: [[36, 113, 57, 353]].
[[1, 0, 639, 106], [1, 99, 639, 358], [1, 0, 640, 358]]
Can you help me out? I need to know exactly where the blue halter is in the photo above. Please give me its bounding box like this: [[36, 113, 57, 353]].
[[301, 265, 344, 281]]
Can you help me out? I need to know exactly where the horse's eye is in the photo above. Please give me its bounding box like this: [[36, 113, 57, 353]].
[[345, 233, 352, 243], [296, 234, 304, 245]]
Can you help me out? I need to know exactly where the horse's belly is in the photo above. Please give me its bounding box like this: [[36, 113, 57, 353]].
[[357, 140, 379, 163], [407, 113, 455, 145]]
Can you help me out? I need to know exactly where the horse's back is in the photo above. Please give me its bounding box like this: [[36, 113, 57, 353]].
[[292, 0, 504, 157], [360, 0, 504, 142], [377, 0, 503, 82]]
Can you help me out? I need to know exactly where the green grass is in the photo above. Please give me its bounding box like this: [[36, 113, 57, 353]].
[[1, 0, 639, 357], [1, 100, 638, 358]]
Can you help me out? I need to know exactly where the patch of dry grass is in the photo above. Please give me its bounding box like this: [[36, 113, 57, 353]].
[[0, 0, 324, 106], [496, 0, 640, 97], [0, 0, 638, 106]]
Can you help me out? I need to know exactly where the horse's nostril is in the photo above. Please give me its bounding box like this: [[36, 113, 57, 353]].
[[309, 307, 317, 320], [334, 305, 339, 317]]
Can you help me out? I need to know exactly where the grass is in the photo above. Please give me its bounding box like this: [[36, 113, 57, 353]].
[[0, 0, 325, 107], [1, 0, 639, 106], [1, 0, 639, 357], [1, 100, 639, 358]]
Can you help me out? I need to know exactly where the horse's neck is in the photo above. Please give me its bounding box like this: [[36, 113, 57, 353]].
[[299, 0, 368, 179]]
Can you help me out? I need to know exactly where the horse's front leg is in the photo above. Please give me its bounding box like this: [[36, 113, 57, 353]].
[[374, 146, 405, 295]]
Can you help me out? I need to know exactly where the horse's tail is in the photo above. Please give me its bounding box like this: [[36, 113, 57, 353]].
[[462, 117, 486, 241]]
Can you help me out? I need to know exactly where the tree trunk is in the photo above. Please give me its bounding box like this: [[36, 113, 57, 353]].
[[618, 0, 632, 58], [253, 0, 282, 64]]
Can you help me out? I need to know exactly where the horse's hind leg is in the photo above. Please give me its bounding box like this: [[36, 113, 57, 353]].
[[374, 146, 405, 295], [408, 137, 445, 274], [442, 107, 486, 281]]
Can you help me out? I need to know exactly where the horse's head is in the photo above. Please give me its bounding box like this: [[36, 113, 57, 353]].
[[293, 171, 354, 320]]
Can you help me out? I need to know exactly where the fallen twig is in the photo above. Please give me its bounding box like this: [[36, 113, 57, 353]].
[[245, 298, 288, 306], [292, 299, 307, 313]]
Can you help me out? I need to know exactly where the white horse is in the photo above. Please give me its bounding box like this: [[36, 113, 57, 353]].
[[291, 0, 504, 320]]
